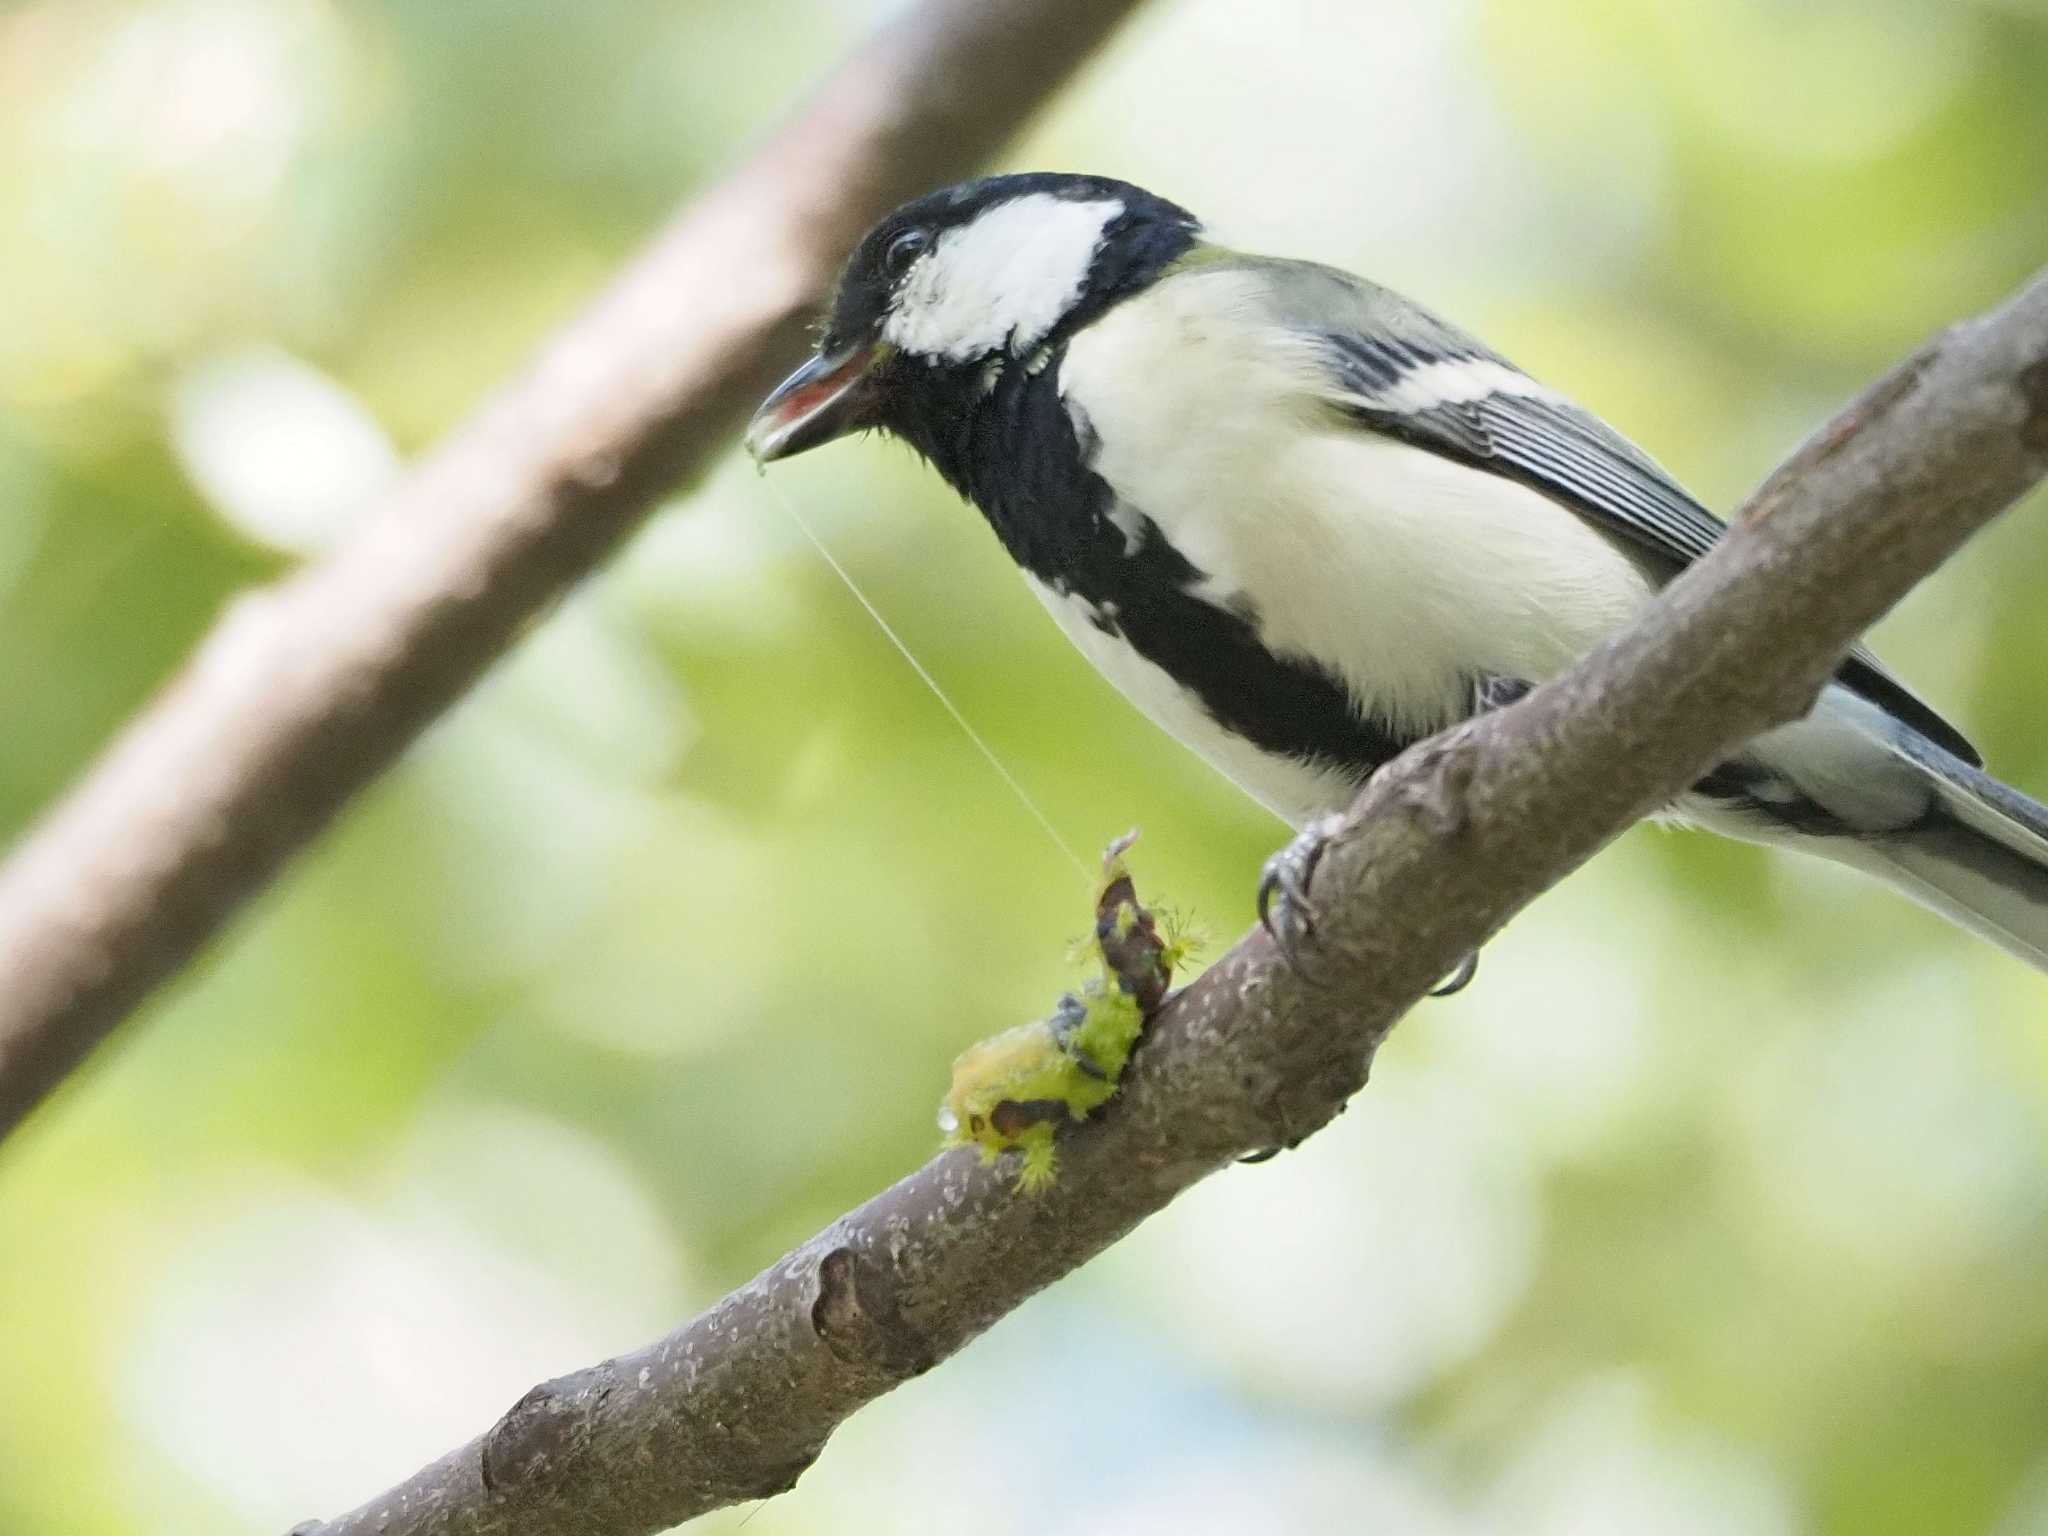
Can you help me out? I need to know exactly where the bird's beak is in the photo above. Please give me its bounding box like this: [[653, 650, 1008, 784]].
[[744, 340, 890, 463]]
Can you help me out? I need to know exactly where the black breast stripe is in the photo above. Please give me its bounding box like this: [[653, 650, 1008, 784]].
[[1099, 528, 1416, 781], [917, 344, 1418, 783]]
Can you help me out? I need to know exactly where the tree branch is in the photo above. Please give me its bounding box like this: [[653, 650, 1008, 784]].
[[0, 0, 1152, 1142], [295, 276, 2048, 1536]]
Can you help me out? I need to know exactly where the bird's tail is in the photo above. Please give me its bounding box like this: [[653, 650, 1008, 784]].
[[1841, 738, 2048, 973]]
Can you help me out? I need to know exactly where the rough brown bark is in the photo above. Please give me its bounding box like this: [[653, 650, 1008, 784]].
[[295, 274, 2048, 1536], [0, 0, 1152, 1142]]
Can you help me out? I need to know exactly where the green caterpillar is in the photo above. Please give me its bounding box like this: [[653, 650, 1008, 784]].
[[938, 837, 1194, 1192]]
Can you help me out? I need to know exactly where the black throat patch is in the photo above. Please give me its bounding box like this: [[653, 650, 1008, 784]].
[[896, 348, 1416, 787]]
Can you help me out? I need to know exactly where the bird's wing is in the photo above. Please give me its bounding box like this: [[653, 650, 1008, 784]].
[[1233, 255, 1980, 765]]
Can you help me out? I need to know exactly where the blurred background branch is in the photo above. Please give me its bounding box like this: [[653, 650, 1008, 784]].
[[0, 0, 1150, 1142], [298, 271, 2048, 1536]]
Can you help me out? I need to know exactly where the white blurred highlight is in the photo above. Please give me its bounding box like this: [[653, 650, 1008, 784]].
[[1732, 956, 2048, 1313], [1125, 1068, 1539, 1409], [171, 347, 399, 555], [57, 0, 320, 205], [1052, 0, 1664, 287], [120, 1103, 689, 1529], [1431, 879, 1663, 1159], [1071, 1439, 1468, 1536], [1485, 1374, 1800, 1536]]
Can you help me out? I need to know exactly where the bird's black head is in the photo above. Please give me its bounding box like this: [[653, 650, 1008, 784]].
[[745, 173, 1201, 466]]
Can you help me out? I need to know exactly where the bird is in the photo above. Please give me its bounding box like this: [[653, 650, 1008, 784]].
[[745, 171, 2048, 976]]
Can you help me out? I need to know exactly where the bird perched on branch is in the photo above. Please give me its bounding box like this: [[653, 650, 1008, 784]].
[[746, 172, 2048, 975]]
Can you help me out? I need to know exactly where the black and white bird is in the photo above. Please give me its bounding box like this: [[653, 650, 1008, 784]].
[[746, 172, 2048, 974]]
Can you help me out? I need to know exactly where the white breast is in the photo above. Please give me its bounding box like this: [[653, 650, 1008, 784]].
[[1058, 268, 1660, 743]]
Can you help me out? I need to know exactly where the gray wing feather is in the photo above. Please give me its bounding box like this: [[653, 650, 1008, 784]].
[[1227, 255, 1979, 765]]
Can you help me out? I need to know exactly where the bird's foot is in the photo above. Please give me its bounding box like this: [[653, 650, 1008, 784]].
[[1257, 813, 1346, 956], [1257, 817, 1483, 998], [1430, 950, 1480, 997]]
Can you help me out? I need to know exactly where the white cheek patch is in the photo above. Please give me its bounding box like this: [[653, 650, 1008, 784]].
[[883, 193, 1125, 363]]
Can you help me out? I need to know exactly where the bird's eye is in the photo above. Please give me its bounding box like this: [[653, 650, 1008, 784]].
[[882, 227, 929, 280]]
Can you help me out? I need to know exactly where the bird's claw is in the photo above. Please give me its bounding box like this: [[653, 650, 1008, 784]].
[[1257, 814, 1345, 955], [1430, 950, 1480, 997], [1258, 818, 1483, 998]]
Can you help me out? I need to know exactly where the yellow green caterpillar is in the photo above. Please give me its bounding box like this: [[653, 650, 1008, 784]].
[[938, 836, 1194, 1192]]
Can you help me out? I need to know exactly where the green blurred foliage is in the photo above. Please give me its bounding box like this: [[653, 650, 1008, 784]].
[[1, 2, 2046, 1533]]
